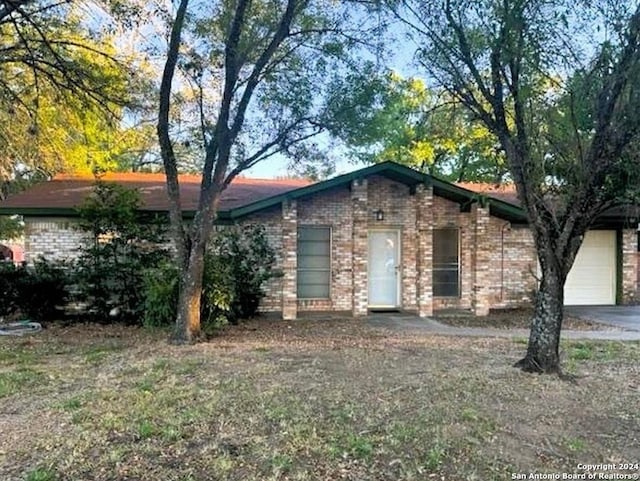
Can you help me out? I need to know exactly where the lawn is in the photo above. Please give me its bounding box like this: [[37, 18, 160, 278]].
[[0, 320, 639, 481], [435, 308, 606, 330]]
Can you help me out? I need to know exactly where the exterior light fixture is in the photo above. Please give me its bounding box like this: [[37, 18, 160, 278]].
[[375, 209, 384, 221]]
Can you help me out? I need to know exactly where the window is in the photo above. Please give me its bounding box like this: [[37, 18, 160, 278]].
[[433, 228, 460, 297], [297, 227, 331, 298]]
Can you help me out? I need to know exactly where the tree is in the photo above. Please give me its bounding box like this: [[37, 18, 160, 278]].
[[158, 0, 378, 342], [326, 66, 507, 182], [0, 0, 149, 190], [0, 215, 22, 240], [391, 0, 640, 372]]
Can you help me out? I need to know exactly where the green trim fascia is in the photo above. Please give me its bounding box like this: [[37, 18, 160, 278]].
[[0, 206, 198, 220], [488, 198, 528, 223], [0, 207, 78, 217]]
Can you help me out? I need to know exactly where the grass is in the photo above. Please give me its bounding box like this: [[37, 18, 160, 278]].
[[24, 467, 56, 481], [0, 367, 44, 398], [0, 320, 638, 481]]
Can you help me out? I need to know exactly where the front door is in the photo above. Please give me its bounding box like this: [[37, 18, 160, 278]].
[[368, 230, 400, 308]]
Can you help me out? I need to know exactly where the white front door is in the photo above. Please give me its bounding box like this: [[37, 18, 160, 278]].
[[368, 230, 400, 308]]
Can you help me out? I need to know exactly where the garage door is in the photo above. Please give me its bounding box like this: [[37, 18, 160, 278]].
[[564, 230, 616, 305]]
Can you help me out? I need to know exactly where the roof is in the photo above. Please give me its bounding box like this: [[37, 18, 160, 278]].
[[456, 182, 520, 205], [0, 162, 529, 222], [0, 172, 310, 218]]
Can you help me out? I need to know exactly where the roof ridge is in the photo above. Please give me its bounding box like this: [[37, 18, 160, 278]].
[[52, 172, 311, 185]]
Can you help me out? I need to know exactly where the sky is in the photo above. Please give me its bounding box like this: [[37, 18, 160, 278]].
[[244, 13, 420, 179], [107, 1, 424, 180]]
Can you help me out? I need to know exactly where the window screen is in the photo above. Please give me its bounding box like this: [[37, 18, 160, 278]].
[[433, 228, 460, 297], [297, 227, 331, 298]]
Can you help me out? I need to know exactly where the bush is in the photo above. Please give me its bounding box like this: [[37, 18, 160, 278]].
[[0, 262, 24, 318], [208, 224, 278, 324], [74, 182, 170, 323], [0, 259, 69, 321], [142, 262, 179, 328], [18, 259, 70, 321], [141, 224, 278, 329]]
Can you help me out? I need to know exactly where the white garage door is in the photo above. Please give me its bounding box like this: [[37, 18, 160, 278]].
[[564, 230, 616, 305]]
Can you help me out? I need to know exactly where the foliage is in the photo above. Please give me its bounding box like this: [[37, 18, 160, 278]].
[[17, 259, 70, 321], [157, 0, 382, 341], [0, 259, 69, 321], [0, 262, 23, 318], [0, 0, 155, 192], [326, 67, 506, 182], [0, 216, 23, 240], [206, 224, 278, 324], [142, 225, 278, 329], [75, 182, 170, 322], [142, 262, 179, 328], [390, 0, 640, 372]]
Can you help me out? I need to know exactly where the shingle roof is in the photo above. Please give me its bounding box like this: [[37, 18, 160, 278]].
[[455, 182, 520, 205], [0, 162, 531, 223], [0, 172, 311, 214]]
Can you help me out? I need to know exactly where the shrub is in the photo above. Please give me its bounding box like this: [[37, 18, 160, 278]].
[[142, 262, 179, 328], [0, 259, 69, 321], [208, 224, 278, 324], [74, 182, 170, 323], [17, 259, 70, 321], [141, 224, 278, 329], [0, 262, 24, 318]]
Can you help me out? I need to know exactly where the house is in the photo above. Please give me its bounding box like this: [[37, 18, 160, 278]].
[[0, 241, 24, 264], [0, 162, 638, 318]]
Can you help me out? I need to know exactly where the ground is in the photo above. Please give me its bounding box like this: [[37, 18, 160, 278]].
[[435, 308, 604, 330], [1, 320, 639, 481]]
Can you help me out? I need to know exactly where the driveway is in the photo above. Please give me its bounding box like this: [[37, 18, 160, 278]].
[[565, 305, 640, 332]]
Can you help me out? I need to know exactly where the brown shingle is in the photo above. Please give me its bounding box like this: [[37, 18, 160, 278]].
[[0, 172, 311, 212], [456, 182, 520, 205]]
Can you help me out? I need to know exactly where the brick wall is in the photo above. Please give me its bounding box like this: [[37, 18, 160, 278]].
[[24, 217, 87, 263], [622, 229, 638, 303], [297, 185, 354, 312], [416, 184, 433, 317], [251, 175, 541, 316], [281, 200, 297, 320]]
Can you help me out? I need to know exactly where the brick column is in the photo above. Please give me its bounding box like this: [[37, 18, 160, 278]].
[[621, 228, 638, 304], [352, 178, 368, 317], [472, 203, 491, 316], [282, 199, 298, 320], [416, 183, 434, 317]]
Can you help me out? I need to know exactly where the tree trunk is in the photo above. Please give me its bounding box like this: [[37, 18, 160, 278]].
[[515, 265, 565, 373], [171, 237, 207, 344]]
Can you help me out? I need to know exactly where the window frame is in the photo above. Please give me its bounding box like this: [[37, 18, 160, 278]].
[[296, 225, 332, 300], [433, 227, 461, 298]]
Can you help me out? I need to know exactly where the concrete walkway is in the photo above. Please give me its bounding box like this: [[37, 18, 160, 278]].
[[366, 313, 640, 341], [566, 306, 640, 332]]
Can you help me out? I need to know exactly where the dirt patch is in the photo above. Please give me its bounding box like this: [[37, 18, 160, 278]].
[[435, 307, 611, 330], [0, 320, 638, 481]]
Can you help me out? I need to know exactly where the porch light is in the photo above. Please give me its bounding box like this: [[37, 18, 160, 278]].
[[375, 209, 384, 221]]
